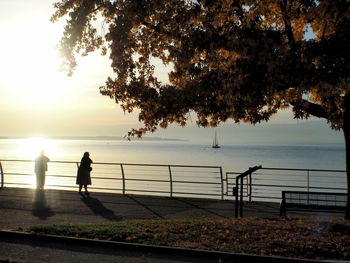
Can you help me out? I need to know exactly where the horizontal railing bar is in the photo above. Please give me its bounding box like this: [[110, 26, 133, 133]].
[[88, 187, 123, 191], [46, 175, 78, 178], [261, 167, 346, 173], [250, 195, 282, 200], [123, 168, 219, 174], [122, 178, 221, 185], [120, 171, 169, 175], [251, 184, 347, 191], [172, 191, 219, 196], [251, 184, 306, 188], [2, 173, 122, 181], [306, 174, 346, 177], [125, 178, 169, 183], [0, 160, 78, 164], [0, 159, 222, 169], [253, 173, 307, 177], [173, 178, 222, 181], [123, 174, 220, 179], [44, 184, 76, 188], [124, 189, 172, 194], [0, 160, 34, 163], [308, 186, 347, 191], [46, 185, 123, 191], [4, 182, 32, 186], [252, 177, 346, 182], [172, 180, 220, 185], [167, 170, 220, 174], [228, 184, 305, 188], [3, 173, 121, 181], [253, 174, 346, 179], [90, 177, 122, 180], [308, 178, 346, 181], [174, 187, 221, 194], [97, 162, 221, 169], [255, 179, 307, 183], [174, 177, 222, 181], [252, 179, 307, 182], [254, 174, 307, 178], [3, 173, 33, 176], [123, 188, 220, 196]]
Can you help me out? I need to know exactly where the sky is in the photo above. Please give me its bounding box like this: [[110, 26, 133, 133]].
[[0, 0, 344, 145]]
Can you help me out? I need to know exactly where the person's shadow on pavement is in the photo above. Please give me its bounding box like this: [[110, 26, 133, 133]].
[[32, 189, 55, 219], [81, 194, 122, 221]]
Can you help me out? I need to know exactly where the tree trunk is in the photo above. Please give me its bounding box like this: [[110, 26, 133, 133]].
[[344, 93, 350, 220]]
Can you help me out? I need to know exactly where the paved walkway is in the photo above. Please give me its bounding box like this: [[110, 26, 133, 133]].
[[0, 187, 344, 230], [0, 187, 284, 230], [0, 187, 345, 263]]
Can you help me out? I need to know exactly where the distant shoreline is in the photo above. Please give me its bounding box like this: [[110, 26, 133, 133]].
[[0, 136, 187, 142]]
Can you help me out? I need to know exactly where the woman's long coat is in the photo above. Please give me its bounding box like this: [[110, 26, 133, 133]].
[[76, 156, 92, 185]]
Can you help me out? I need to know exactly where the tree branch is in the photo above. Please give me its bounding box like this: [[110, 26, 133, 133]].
[[301, 100, 327, 119], [279, 0, 295, 47]]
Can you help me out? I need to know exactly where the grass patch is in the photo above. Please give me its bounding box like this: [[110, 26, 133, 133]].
[[27, 217, 350, 260]]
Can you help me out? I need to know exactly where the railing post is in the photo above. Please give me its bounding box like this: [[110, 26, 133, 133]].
[[307, 169, 310, 204], [0, 161, 3, 189], [235, 176, 239, 218], [248, 172, 252, 202], [225, 172, 229, 196], [240, 177, 244, 217], [120, 164, 126, 195], [168, 165, 173, 198], [219, 167, 224, 200]]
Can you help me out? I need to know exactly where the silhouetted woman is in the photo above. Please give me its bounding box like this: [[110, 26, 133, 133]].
[[76, 152, 93, 194]]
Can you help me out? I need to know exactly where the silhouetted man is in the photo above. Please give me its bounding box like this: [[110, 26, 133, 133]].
[[35, 150, 50, 190]]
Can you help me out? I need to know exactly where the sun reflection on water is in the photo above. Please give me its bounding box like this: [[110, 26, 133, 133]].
[[18, 137, 57, 160]]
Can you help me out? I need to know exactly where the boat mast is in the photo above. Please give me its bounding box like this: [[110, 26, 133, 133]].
[[212, 130, 220, 148]]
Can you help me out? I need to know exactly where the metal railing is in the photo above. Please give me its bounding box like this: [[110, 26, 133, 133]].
[[1, 159, 346, 216], [227, 166, 347, 218], [232, 166, 261, 218], [0, 159, 224, 200], [0, 161, 3, 189]]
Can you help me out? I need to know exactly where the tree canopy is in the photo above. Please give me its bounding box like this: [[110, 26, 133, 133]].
[[51, 0, 350, 136], [52, 0, 350, 218]]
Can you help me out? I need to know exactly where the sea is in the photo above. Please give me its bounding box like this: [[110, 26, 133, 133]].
[[0, 138, 346, 200]]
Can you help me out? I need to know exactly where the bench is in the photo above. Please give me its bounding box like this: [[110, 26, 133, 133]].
[[280, 191, 347, 217]]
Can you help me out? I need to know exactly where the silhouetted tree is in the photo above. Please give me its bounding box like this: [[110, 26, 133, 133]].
[[52, 0, 350, 218]]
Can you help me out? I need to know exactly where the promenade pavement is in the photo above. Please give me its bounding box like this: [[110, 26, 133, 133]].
[[0, 187, 285, 230], [0, 187, 344, 263], [0, 187, 283, 263]]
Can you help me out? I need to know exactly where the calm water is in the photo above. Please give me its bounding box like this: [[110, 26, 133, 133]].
[[0, 138, 346, 198], [0, 138, 344, 170]]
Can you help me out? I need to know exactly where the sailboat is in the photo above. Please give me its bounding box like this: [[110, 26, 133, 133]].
[[212, 130, 220, 148]]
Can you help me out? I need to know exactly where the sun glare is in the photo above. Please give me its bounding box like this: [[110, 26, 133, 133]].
[[18, 137, 57, 160], [1, 21, 71, 109], [16, 137, 58, 189]]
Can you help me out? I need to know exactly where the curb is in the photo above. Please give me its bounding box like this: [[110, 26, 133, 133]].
[[0, 230, 326, 263]]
